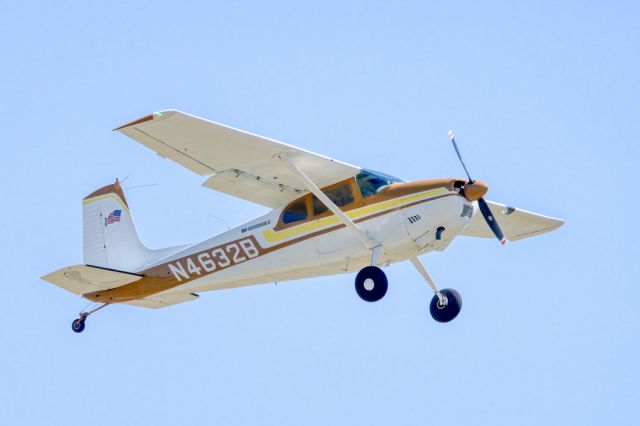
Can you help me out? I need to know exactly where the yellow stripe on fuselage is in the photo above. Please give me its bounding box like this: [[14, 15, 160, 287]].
[[262, 188, 448, 244]]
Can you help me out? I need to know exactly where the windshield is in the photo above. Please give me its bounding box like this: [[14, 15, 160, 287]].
[[355, 169, 405, 198]]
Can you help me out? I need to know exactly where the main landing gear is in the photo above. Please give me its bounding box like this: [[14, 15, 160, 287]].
[[354, 246, 388, 302], [355, 266, 388, 302], [71, 303, 109, 333], [429, 288, 462, 323], [409, 256, 461, 322], [353, 254, 462, 323]]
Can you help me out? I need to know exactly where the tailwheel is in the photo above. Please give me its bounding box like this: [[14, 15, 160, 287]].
[[70, 303, 109, 333], [429, 288, 462, 323], [355, 266, 388, 302], [71, 317, 86, 333]]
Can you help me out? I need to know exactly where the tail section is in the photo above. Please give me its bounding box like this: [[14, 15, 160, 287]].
[[83, 180, 184, 272]]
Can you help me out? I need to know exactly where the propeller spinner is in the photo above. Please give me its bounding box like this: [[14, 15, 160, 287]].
[[448, 131, 507, 245]]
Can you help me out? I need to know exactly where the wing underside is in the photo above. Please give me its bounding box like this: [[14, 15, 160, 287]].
[[116, 110, 360, 208], [462, 200, 563, 241]]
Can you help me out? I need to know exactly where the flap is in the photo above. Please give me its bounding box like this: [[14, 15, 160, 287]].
[[115, 110, 360, 207], [461, 200, 564, 241], [41, 264, 142, 295], [202, 170, 302, 208]]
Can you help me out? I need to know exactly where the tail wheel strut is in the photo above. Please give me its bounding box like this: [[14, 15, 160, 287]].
[[71, 303, 109, 334]]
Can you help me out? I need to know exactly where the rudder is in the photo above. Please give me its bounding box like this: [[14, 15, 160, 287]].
[[82, 180, 183, 272]]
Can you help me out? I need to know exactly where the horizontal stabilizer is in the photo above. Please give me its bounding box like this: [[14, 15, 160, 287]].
[[41, 265, 142, 295], [123, 292, 199, 309], [462, 200, 563, 241]]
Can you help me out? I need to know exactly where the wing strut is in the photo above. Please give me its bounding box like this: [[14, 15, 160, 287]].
[[279, 155, 379, 250]]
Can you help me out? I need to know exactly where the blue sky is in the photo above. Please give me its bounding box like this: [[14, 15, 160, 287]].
[[1, 1, 639, 425]]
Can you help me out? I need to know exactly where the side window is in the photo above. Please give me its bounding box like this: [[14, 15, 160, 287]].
[[282, 198, 308, 224], [355, 169, 403, 197], [356, 173, 387, 197], [312, 183, 354, 215]]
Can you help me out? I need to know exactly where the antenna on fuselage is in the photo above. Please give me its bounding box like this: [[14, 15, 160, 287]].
[[119, 172, 159, 191], [121, 172, 134, 183], [208, 214, 231, 231], [124, 183, 159, 190]]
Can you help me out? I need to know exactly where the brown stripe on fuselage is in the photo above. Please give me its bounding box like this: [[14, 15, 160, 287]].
[[83, 191, 463, 304], [274, 178, 463, 231], [83, 235, 266, 303], [263, 193, 462, 254]]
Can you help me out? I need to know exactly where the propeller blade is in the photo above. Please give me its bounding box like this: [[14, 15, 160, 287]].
[[477, 197, 507, 245], [448, 130, 474, 183], [447, 131, 506, 245]]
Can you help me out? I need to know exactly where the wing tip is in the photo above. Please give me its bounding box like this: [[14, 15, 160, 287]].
[[113, 113, 155, 131], [113, 109, 179, 131], [546, 217, 565, 231]]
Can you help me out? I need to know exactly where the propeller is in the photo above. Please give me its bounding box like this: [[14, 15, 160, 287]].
[[448, 131, 507, 245]]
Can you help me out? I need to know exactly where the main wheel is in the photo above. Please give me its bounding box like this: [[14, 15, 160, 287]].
[[355, 266, 388, 302], [71, 318, 86, 333], [429, 288, 462, 323]]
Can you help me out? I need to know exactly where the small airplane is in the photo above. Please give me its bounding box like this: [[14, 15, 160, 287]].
[[42, 110, 563, 333]]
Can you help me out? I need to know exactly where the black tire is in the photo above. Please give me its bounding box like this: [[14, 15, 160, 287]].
[[71, 318, 86, 333], [355, 266, 388, 302], [429, 288, 462, 323]]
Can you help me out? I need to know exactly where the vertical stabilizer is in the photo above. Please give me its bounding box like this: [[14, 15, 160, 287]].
[[82, 180, 183, 272]]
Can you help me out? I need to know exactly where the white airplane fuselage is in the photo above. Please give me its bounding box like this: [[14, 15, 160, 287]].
[[41, 109, 564, 333], [141, 186, 475, 297]]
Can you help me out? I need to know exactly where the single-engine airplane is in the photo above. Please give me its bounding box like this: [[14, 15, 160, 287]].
[[42, 110, 563, 333]]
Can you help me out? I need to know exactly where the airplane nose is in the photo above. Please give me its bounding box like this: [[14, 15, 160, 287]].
[[463, 181, 488, 201]]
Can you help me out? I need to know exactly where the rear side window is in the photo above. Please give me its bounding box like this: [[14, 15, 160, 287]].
[[312, 184, 354, 215], [283, 198, 308, 224]]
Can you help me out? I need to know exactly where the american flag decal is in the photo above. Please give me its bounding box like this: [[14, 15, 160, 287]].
[[105, 209, 122, 226]]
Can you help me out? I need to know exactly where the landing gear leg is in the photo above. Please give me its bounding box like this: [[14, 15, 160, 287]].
[[71, 303, 109, 333], [409, 256, 462, 323]]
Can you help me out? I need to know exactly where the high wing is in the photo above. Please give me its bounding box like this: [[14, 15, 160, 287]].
[[115, 110, 360, 208], [461, 200, 564, 241]]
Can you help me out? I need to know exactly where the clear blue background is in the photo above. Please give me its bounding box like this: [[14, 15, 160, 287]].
[[1, 1, 638, 425]]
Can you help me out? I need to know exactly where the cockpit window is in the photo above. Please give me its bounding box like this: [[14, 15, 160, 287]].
[[312, 183, 354, 215], [282, 198, 308, 224], [355, 169, 404, 198]]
